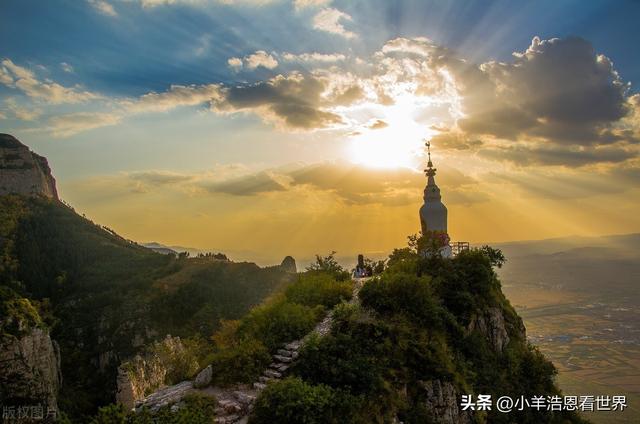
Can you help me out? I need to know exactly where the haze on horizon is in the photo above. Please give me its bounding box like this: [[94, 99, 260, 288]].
[[2, 0, 640, 264]]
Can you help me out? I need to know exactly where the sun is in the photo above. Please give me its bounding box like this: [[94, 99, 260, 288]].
[[348, 95, 437, 169]]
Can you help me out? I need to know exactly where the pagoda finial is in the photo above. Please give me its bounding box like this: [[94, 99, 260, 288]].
[[424, 139, 436, 177]]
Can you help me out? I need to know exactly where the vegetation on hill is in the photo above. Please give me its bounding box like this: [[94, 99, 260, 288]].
[[0, 195, 294, 420], [247, 235, 590, 424], [205, 257, 353, 386]]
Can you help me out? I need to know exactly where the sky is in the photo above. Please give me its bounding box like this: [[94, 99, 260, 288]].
[[1, 0, 640, 264]]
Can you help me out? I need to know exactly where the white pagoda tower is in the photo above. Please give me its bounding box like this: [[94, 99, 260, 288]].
[[419, 141, 448, 234], [419, 141, 453, 257]]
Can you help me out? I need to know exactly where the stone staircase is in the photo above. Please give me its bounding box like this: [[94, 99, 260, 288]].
[[135, 278, 367, 423]]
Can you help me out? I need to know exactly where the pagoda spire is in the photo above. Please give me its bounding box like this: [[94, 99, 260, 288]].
[[424, 140, 436, 177], [424, 140, 437, 179]]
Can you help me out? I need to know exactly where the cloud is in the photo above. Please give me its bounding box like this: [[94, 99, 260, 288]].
[[3, 98, 42, 121], [380, 37, 438, 57], [88, 0, 117, 16], [452, 37, 634, 147], [123, 84, 223, 113], [227, 57, 243, 70], [206, 171, 288, 195], [244, 50, 278, 70], [49, 112, 122, 137], [128, 171, 196, 186], [227, 51, 279, 71], [0, 59, 100, 104], [312, 8, 356, 39], [281, 52, 346, 63], [113, 160, 485, 206], [60, 62, 75, 73], [211, 72, 343, 129], [138, 0, 276, 7], [291, 162, 486, 206], [480, 144, 635, 167], [368, 119, 388, 130], [294, 0, 331, 10]]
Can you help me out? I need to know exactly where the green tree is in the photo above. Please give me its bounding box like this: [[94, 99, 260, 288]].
[[305, 251, 349, 280]]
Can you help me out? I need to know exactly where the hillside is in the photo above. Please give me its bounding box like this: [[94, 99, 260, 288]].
[[86, 241, 591, 424], [0, 195, 295, 420]]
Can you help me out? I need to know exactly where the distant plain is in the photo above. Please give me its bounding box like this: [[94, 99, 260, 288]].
[[497, 234, 640, 423]]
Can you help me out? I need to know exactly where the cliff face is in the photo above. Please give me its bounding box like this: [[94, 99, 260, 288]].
[[467, 306, 525, 352], [0, 134, 58, 199], [116, 336, 199, 409], [280, 256, 297, 273], [0, 328, 62, 411], [418, 380, 473, 424]]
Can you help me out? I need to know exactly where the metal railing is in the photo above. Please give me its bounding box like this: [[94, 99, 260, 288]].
[[450, 241, 470, 256]]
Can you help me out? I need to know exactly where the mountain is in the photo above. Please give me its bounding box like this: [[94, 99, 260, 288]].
[[142, 242, 179, 256], [2, 135, 590, 423], [0, 135, 296, 420], [496, 234, 640, 298], [98, 245, 589, 424], [0, 133, 58, 199]]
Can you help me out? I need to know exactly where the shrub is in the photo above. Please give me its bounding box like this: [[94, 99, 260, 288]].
[[90, 393, 217, 423], [285, 273, 352, 308], [249, 377, 337, 424], [359, 273, 445, 329], [239, 299, 323, 350], [209, 339, 271, 385], [0, 286, 43, 337], [305, 252, 350, 281]]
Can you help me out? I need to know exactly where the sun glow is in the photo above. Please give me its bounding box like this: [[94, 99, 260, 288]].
[[348, 95, 438, 169]]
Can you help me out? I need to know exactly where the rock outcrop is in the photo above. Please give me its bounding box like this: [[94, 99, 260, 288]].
[[0, 133, 58, 199], [0, 328, 62, 412], [280, 256, 297, 273], [467, 306, 516, 352], [418, 380, 473, 424], [193, 365, 213, 389], [116, 335, 199, 409]]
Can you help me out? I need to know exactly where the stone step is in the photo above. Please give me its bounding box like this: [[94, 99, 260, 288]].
[[218, 399, 242, 413], [270, 362, 290, 372], [215, 414, 240, 424], [232, 391, 256, 406], [263, 369, 282, 379], [273, 354, 292, 363], [259, 376, 272, 383], [253, 382, 267, 390], [284, 341, 302, 351], [277, 349, 294, 357]]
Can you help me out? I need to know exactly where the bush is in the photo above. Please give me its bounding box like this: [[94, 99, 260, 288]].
[[305, 252, 350, 281], [285, 273, 352, 308], [239, 299, 323, 351], [209, 339, 271, 385], [249, 377, 338, 424], [359, 273, 445, 329], [90, 393, 217, 423], [0, 286, 43, 337]]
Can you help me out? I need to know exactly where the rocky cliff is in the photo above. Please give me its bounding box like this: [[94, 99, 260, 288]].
[[0, 134, 58, 199], [116, 335, 200, 409], [280, 256, 297, 273], [0, 327, 62, 412]]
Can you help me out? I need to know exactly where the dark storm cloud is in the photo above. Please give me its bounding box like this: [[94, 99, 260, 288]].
[[453, 37, 635, 146], [211, 73, 344, 129]]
